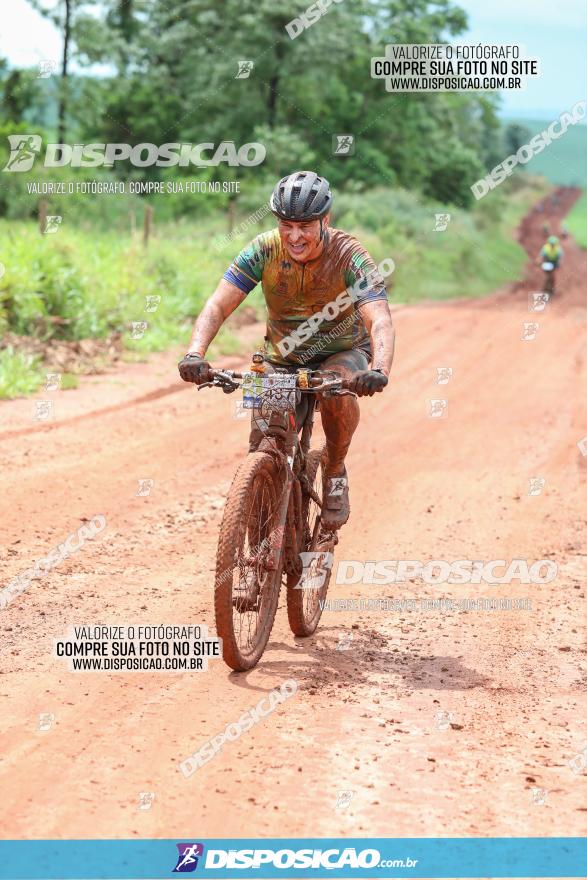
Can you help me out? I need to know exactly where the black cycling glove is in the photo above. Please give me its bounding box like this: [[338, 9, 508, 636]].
[[178, 353, 212, 385], [347, 369, 388, 397]]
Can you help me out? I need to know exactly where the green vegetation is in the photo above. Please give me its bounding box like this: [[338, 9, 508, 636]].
[[566, 192, 587, 248], [0, 218, 223, 349], [0, 170, 547, 399], [0, 346, 44, 399], [332, 177, 548, 302], [0, 2, 557, 398], [0, 175, 546, 353], [2, 1, 504, 205], [60, 372, 79, 390]]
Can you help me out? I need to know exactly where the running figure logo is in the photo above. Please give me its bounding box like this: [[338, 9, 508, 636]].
[[3, 135, 42, 172], [433, 213, 451, 232], [37, 60, 57, 79], [332, 134, 355, 156], [173, 843, 204, 873], [435, 367, 453, 385], [236, 61, 254, 79], [43, 215, 62, 234], [428, 398, 448, 419], [328, 476, 347, 496]]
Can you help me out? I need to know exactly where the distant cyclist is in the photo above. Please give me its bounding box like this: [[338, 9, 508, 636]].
[[538, 235, 563, 268], [538, 235, 563, 295]]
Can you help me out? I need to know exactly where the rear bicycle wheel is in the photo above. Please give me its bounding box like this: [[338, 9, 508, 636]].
[[214, 451, 285, 671], [286, 445, 334, 637]]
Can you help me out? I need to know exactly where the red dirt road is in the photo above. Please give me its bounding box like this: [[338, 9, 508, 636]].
[[1, 188, 586, 841]]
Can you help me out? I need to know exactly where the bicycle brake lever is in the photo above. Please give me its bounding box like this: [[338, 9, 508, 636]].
[[322, 387, 357, 399], [197, 376, 239, 393]]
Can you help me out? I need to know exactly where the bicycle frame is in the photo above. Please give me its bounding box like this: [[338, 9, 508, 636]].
[[204, 360, 356, 668], [198, 364, 351, 578], [257, 395, 317, 575]]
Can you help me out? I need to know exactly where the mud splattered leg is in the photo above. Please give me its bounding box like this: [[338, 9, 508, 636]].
[[318, 350, 367, 476]]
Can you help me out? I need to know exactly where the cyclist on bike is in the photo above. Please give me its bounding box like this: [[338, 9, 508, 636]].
[[538, 234, 563, 269], [178, 171, 395, 529]]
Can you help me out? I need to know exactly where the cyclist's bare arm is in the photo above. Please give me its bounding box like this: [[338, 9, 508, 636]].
[[187, 279, 247, 356], [359, 299, 395, 375]]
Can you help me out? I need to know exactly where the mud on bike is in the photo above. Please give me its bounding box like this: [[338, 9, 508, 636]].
[[197, 357, 355, 671]]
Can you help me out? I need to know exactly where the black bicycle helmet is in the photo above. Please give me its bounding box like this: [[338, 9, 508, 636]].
[[270, 171, 332, 220]]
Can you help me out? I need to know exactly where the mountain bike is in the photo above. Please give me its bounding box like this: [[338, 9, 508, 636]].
[[198, 359, 355, 671]]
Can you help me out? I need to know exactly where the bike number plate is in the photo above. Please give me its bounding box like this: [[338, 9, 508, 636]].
[[541, 262, 554, 271], [242, 372, 297, 410]]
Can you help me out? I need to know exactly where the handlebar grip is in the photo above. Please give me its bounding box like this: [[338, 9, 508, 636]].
[[209, 369, 243, 380], [308, 376, 349, 389]]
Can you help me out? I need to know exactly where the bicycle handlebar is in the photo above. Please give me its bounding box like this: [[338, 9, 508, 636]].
[[209, 368, 349, 389], [199, 367, 352, 395]]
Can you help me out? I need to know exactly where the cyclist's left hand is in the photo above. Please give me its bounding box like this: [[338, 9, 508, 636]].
[[347, 370, 388, 397]]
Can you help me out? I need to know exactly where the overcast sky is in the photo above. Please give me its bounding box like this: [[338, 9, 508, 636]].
[[1, 0, 585, 119]]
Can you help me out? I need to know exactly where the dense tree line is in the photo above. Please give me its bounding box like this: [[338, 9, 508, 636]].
[[0, 0, 517, 206]]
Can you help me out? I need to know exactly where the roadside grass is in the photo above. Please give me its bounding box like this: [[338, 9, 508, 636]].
[[60, 373, 79, 390], [0, 175, 549, 397], [0, 346, 44, 399]]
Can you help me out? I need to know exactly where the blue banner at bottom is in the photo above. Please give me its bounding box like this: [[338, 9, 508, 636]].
[[0, 838, 585, 879]]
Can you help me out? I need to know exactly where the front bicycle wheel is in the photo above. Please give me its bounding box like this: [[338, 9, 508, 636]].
[[215, 451, 285, 671], [286, 445, 335, 637]]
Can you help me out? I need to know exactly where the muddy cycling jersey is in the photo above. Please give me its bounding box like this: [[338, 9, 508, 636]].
[[224, 228, 388, 365]]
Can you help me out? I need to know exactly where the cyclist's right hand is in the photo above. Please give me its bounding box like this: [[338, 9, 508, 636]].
[[178, 352, 212, 384]]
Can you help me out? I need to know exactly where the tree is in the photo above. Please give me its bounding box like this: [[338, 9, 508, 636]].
[[1, 69, 40, 122], [31, 0, 508, 202], [504, 122, 532, 157], [422, 140, 484, 208], [27, 0, 100, 141]]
